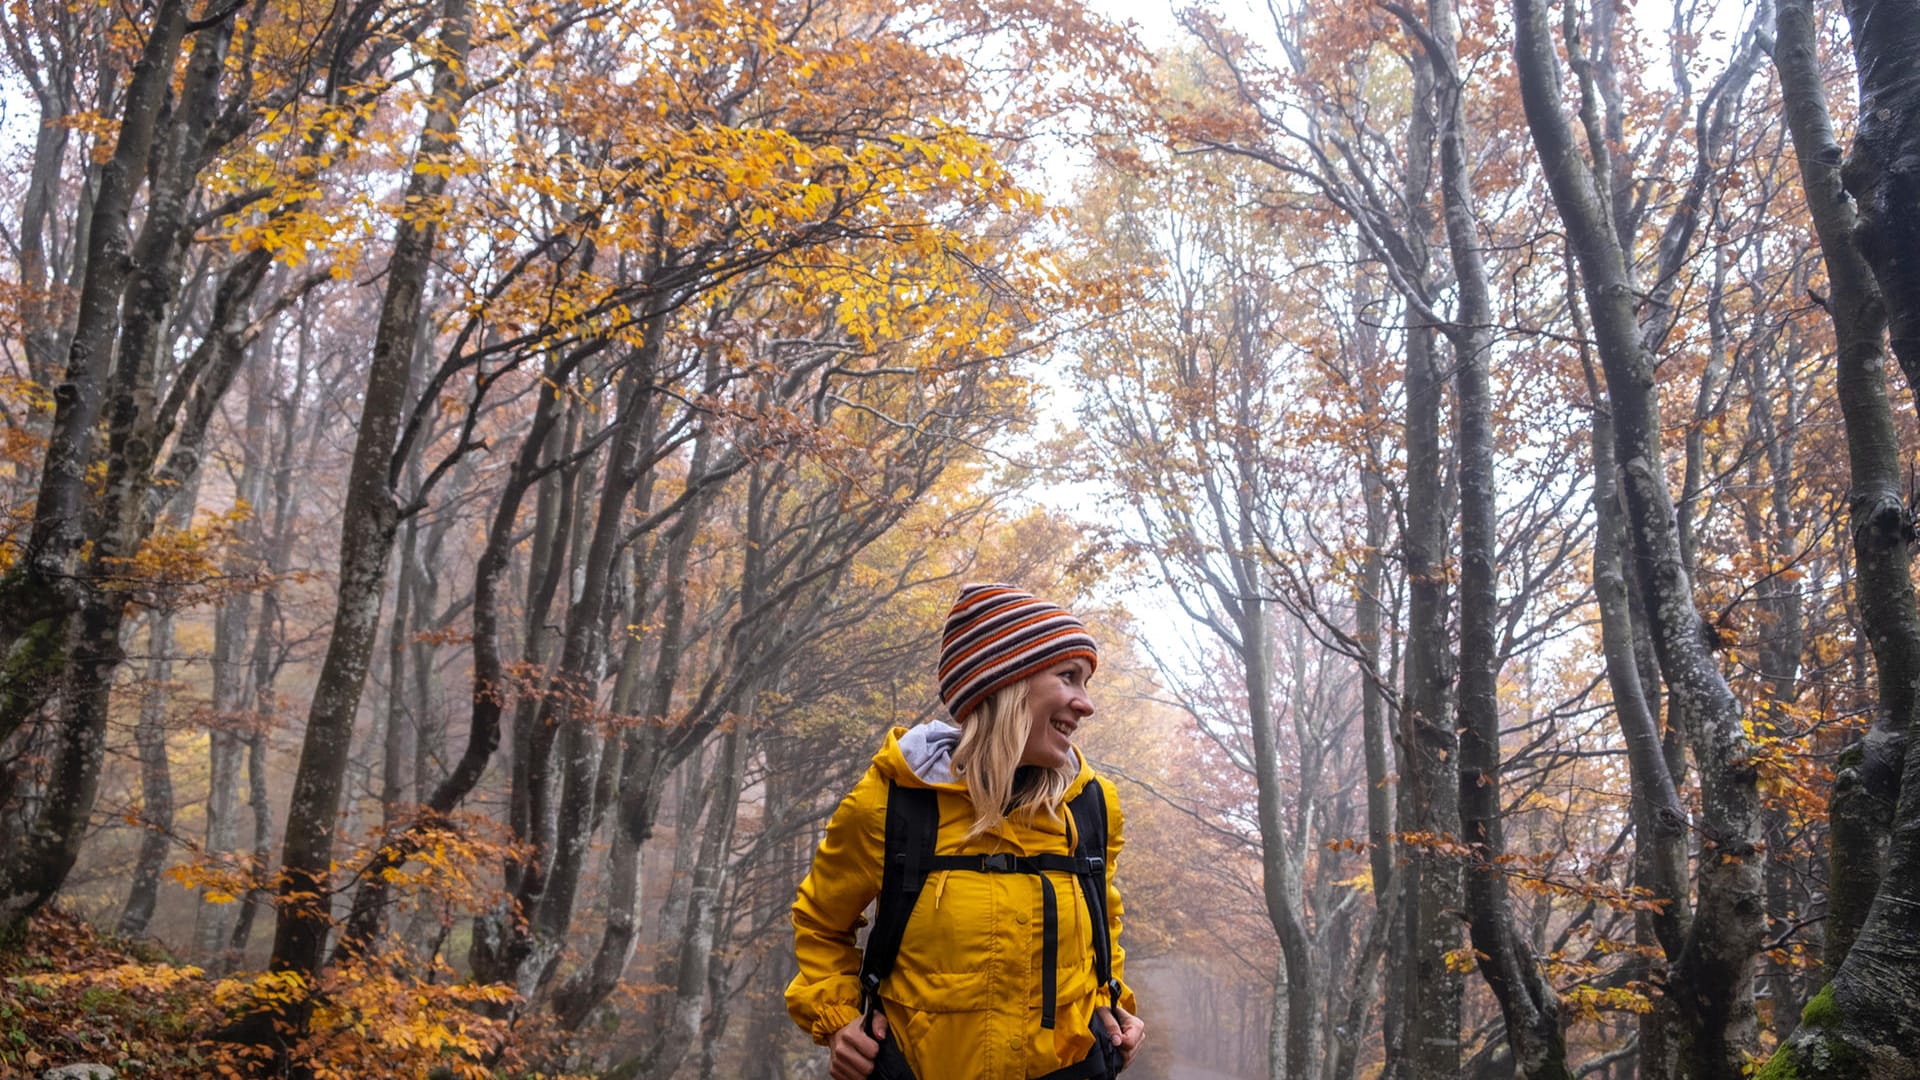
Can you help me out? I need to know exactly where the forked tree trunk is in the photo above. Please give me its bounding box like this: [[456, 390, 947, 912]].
[[247, 0, 473, 1039], [1512, 2, 1766, 1075], [1758, 3, 1920, 1073], [0, 8, 252, 928], [1419, 0, 1572, 1069], [1838, 0, 1920, 394]]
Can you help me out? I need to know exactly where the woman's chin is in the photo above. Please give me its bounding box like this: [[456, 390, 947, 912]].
[[1022, 743, 1074, 770]]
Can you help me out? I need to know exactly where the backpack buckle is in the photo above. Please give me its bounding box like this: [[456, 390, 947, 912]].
[[980, 853, 1016, 872]]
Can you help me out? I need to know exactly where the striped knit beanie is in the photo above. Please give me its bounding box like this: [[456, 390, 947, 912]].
[[938, 583, 1098, 723]]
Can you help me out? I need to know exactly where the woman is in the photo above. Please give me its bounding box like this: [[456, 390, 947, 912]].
[[787, 584, 1147, 1080]]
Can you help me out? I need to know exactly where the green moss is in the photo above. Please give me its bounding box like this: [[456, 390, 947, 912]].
[[1754, 994, 1872, 1080], [1835, 743, 1866, 774], [1753, 1045, 1800, 1080], [1801, 984, 1842, 1029], [0, 616, 65, 728]]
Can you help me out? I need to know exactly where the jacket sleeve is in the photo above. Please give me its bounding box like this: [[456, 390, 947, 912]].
[[1104, 780, 1138, 1014], [786, 765, 888, 1045]]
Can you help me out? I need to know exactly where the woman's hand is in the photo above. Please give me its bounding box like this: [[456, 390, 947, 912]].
[[829, 1011, 886, 1080], [1094, 1005, 1146, 1070]]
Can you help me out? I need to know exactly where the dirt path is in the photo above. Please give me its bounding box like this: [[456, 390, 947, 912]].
[[1166, 1064, 1254, 1080]]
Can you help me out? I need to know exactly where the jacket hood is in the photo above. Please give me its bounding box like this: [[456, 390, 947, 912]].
[[875, 722, 1095, 798]]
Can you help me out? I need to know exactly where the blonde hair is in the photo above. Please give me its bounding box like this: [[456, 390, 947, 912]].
[[950, 677, 1077, 839]]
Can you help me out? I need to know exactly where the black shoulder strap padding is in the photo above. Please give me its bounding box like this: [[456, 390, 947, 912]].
[[1066, 778, 1118, 994], [859, 782, 939, 1009]]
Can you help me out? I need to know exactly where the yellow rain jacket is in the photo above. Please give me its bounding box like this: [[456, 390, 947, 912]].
[[786, 725, 1135, 1079]]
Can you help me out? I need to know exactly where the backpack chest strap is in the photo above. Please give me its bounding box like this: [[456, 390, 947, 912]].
[[860, 781, 1119, 1033], [924, 852, 1104, 876], [917, 853, 1104, 1029]]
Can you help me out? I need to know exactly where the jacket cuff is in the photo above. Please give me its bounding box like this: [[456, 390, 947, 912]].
[[811, 1001, 862, 1046]]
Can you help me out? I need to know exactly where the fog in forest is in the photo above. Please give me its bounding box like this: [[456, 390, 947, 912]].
[[1, 0, 1917, 1077]]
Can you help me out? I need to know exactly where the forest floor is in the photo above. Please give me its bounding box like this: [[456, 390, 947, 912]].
[[1167, 1063, 1255, 1080], [0, 907, 214, 1078]]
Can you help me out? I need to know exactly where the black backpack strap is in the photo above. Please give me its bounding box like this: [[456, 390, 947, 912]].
[[1067, 778, 1121, 1004], [858, 783, 939, 1013], [860, 778, 1122, 1039]]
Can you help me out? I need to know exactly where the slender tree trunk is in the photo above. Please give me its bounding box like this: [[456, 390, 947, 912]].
[[1391, 41, 1464, 1079], [551, 465, 710, 1027], [1838, 0, 1920, 395], [619, 730, 743, 1079], [1759, 3, 1920, 1073], [199, 610, 255, 959], [1358, 432, 1402, 1080], [1745, 330, 1810, 1028], [226, 331, 315, 971], [119, 475, 202, 938], [18, 72, 74, 390], [381, 514, 421, 827], [194, 351, 275, 961], [248, 0, 472, 1038], [228, 727, 273, 968], [119, 610, 177, 939], [507, 315, 667, 1000], [1424, 0, 1571, 1069], [1578, 301, 1690, 1080], [1401, 313, 1463, 1080], [1512, 4, 1765, 1075]]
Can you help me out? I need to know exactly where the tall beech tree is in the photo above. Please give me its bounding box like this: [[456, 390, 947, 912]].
[[1759, 0, 1920, 1073], [9, 0, 1919, 1075], [1510, 2, 1769, 1075], [0, 0, 388, 928], [251, 0, 480, 1024], [1403, 0, 1572, 1072]]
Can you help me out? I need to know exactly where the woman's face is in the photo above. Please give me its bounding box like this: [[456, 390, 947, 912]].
[[1019, 657, 1095, 769]]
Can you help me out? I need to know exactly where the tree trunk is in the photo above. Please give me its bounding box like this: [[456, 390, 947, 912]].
[[1839, 0, 1920, 396], [1511, 3, 1765, 1075], [1422, 0, 1571, 1070], [118, 610, 177, 939], [249, 0, 473, 1036], [1401, 313, 1464, 1080], [119, 476, 201, 939], [1389, 38, 1465, 1078], [0, 0, 188, 670], [1758, 3, 1920, 1073], [0, 8, 245, 927], [1580, 322, 1690, 1080], [524, 341, 664, 988], [196, 645, 250, 959], [618, 729, 743, 1079], [226, 331, 319, 971]]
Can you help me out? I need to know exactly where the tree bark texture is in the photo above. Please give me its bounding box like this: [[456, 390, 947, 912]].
[[1400, 316, 1464, 1080], [1839, 0, 1920, 398], [0, 0, 187, 660], [256, 0, 472, 1018], [1759, 2, 1920, 1074], [1393, 41, 1465, 1077], [0, 8, 249, 927], [118, 609, 177, 940], [119, 474, 201, 939], [1511, 3, 1765, 1076], [1421, 0, 1572, 1070]]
